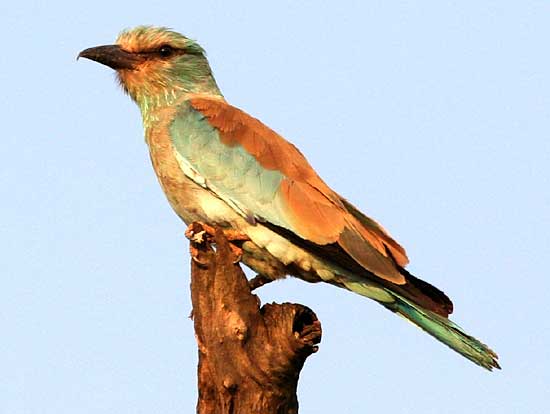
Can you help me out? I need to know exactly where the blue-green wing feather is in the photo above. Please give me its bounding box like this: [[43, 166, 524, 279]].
[[169, 102, 288, 225]]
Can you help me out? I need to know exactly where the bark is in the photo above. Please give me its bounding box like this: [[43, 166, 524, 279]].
[[188, 223, 322, 414]]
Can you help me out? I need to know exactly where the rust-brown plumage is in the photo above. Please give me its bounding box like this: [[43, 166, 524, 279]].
[[190, 97, 453, 316]]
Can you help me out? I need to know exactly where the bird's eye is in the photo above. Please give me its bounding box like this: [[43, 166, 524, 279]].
[[159, 45, 174, 58]]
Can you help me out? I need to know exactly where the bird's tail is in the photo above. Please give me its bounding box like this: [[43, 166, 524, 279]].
[[342, 280, 500, 370]]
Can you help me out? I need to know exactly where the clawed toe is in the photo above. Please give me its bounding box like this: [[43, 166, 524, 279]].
[[189, 244, 208, 265]]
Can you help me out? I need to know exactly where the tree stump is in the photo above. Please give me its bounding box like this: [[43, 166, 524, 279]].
[[188, 223, 322, 414]]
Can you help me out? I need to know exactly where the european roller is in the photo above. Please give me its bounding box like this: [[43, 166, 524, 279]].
[[79, 26, 499, 370]]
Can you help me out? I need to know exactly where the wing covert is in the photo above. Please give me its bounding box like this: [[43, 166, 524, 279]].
[[169, 97, 408, 284]]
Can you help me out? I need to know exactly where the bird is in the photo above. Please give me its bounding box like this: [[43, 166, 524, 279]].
[[79, 26, 499, 370]]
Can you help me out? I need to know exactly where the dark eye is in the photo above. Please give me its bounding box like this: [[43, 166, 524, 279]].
[[159, 45, 174, 58]]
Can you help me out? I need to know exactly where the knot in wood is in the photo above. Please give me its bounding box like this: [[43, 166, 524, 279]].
[[225, 310, 248, 341], [222, 377, 238, 393]]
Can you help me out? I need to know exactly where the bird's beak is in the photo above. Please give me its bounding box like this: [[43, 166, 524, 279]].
[[78, 45, 144, 70]]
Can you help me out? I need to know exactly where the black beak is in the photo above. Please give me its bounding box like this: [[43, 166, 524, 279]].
[[78, 45, 144, 70]]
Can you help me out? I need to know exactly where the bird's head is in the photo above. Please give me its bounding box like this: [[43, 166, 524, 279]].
[[79, 26, 222, 109]]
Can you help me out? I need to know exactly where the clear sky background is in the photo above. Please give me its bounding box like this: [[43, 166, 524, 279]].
[[3, 1, 549, 413]]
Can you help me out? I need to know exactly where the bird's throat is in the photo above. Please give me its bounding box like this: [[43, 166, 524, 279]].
[[120, 68, 223, 118]]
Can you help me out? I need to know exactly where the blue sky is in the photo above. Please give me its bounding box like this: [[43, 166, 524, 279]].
[[3, 1, 550, 413]]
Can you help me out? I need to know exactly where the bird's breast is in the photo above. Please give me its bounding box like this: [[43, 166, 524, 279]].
[[144, 119, 216, 224]]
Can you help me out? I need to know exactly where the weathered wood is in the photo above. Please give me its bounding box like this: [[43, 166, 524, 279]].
[[188, 223, 322, 414]]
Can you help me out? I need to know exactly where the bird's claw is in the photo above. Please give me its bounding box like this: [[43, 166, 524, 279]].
[[189, 244, 209, 265], [229, 243, 244, 264]]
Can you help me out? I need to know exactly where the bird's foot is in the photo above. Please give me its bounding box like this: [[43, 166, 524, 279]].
[[196, 222, 250, 243], [248, 274, 274, 291], [185, 222, 250, 264], [185, 223, 211, 265]]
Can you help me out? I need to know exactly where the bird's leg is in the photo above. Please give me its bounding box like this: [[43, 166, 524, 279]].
[[248, 274, 274, 291]]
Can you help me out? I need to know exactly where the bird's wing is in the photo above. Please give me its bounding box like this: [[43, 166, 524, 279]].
[[170, 97, 409, 284]]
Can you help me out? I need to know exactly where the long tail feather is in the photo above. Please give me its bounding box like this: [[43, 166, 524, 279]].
[[343, 280, 500, 370], [388, 293, 500, 370]]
